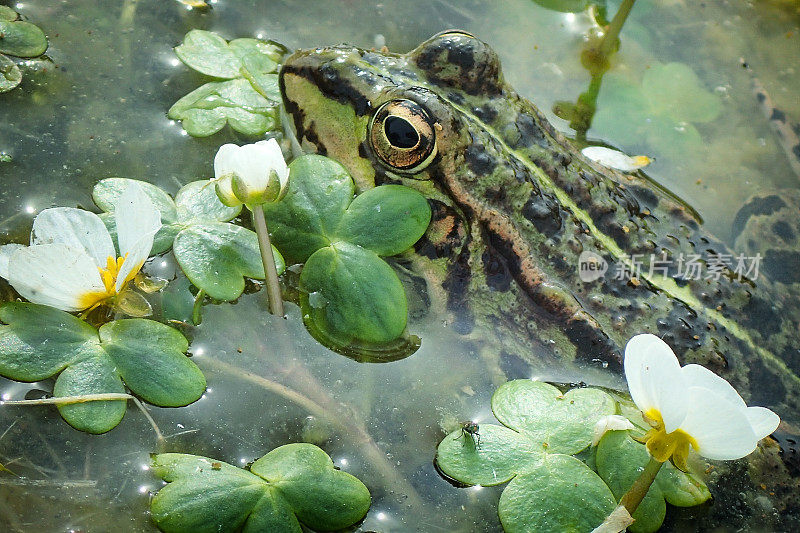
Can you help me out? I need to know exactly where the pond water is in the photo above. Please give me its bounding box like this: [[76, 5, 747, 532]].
[[1, 0, 799, 531]]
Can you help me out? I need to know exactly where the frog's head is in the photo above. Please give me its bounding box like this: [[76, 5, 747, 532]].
[[279, 31, 504, 192]]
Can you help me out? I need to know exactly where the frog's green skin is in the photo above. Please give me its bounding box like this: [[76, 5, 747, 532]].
[[279, 32, 800, 420]]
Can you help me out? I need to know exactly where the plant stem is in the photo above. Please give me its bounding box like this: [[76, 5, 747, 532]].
[[251, 206, 284, 316], [619, 455, 663, 515], [1, 393, 134, 405], [598, 0, 636, 57]]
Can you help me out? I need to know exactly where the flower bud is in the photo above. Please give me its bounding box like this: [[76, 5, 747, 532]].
[[213, 139, 289, 207]]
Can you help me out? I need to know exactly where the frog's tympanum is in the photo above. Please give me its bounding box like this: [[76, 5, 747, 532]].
[[279, 32, 800, 430]]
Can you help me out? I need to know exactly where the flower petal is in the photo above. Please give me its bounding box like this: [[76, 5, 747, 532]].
[[681, 363, 746, 409], [31, 207, 114, 267], [7, 244, 106, 312], [0, 243, 25, 279], [115, 183, 161, 260], [680, 386, 758, 460], [213, 143, 240, 180], [744, 406, 780, 441], [592, 415, 635, 446], [257, 138, 289, 186], [623, 334, 688, 432], [581, 146, 652, 172]]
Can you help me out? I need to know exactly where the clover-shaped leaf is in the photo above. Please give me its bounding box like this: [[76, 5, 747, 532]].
[[168, 79, 279, 137], [0, 303, 206, 433], [93, 178, 284, 301], [436, 381, 617, 532], [174, 30, 282, 80], [169, 30, 286, 137], [150, 444, 371, 533], [596, 430, 711, 533], [262, 155, 430, 352]]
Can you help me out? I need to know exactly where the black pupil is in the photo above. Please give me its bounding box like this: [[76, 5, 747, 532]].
[[384, 115, 419, 148]]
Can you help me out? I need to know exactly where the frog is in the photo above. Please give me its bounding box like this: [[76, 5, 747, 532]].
[[278, 31, 800, 431]]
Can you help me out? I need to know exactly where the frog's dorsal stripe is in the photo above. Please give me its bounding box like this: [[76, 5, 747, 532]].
[[440, 93, 800, 388]]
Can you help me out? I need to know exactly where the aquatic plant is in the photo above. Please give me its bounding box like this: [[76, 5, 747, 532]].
[[0, 183, 160, 317], [92, 177, 285, 304], [0, 303, 205, 433], [262, 154, 431, 358], [0, 6, 48, 93], [168, 30, 285, 137], [435, 379, 712, 532], [214, 139, 290, 315], [150, 444, 371, 533]]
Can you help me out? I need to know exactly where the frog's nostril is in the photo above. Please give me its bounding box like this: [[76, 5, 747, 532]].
[[385, 116, 420, 149]]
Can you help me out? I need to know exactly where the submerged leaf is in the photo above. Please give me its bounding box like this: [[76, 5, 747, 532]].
[[150, 444, 370, 533], [175, 30, 281, 79]]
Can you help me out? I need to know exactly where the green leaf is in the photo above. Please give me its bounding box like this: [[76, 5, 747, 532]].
[[250, 444, 372, 531], [0, 19, 47, 58], [435, 424, 544, 486], [643, 62, 721, 124], [93, 178, 179, 223], [0, 303, 205, 433], [262, 155, 355, 263], [168, 79, 278, 137], [498, 454, 616, 533], [99, 319, 205, 407], [174, 180, 241, 223], [492, 380, 616, 454], [0, 53, 21, 93], [150, 445, 370, 533], [299, 242, 407, 344], [596, 431, 711, 533], [175, 30, 280, 80], [0, 6, 18, 21], [0, 302, 97, 381], [54, 354, 127, 434], [337, 185, 432, 256], [173, 222, 284, 301], [530, 0, 593, 13]]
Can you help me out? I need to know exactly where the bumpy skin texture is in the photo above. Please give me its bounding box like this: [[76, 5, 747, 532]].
[[279, 32, 800, 422]]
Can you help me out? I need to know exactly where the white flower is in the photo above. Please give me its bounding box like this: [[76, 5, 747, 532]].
[[582, 146, 652, 172], [0, 183, 161, 313], [624, 333, 780, 469], [592, 414, 635, 447], [213, 139, 289, 207]]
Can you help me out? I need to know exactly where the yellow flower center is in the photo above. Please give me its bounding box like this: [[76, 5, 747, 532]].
[[78, 254, 130, 311], [641, 409, 699, 471]]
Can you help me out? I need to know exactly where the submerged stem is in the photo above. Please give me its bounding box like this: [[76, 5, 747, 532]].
[[619, 455, 663, 515], [192, 289, 206, 325], [1, 393, 134, 406], [251, 206, 284, 316]]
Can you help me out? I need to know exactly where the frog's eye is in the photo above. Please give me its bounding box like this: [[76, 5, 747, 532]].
[[369, 99, 437, 173]]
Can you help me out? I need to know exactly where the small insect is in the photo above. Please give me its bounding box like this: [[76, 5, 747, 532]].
[[210, 462, 222, 470], [459, 421, 481, 448]]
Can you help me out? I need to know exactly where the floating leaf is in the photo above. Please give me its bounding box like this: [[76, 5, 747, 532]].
[[0, 54, 21, 93], [263, 155, 431, 350], [300, 242, 407, 344], [0, 303, 205, 433], [174, 222, 284, 301], [0, 19, 47, 58], [436, 381, 618, 532], [500, 454, 615, 532], [175, 30, 281, 79], [168, 79, 279, 137], [94, 178, 280, 301], [0, 6, 18, 21], [596, 430, 711, 533], [492, 380, 617, 454], [150, 444, 371, 533]]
